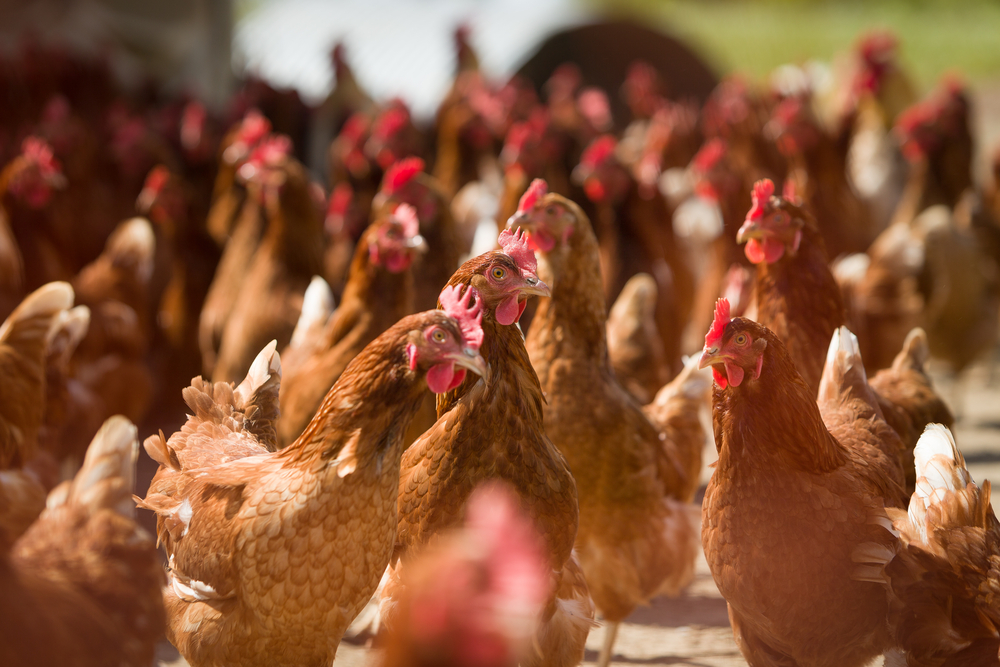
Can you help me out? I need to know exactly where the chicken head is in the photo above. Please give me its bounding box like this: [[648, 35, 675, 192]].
[[698, 298, 767, 389]]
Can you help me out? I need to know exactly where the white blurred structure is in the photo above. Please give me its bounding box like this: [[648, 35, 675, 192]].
[[233, 0, 591, 119]]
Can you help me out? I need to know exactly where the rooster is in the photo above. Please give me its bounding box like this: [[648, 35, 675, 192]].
[[386, 229, 595, 667], [514, 181, 701, 667], [139, 288, 487, 667], [277, 203, 425, 445], [701, 301, 906, 667]]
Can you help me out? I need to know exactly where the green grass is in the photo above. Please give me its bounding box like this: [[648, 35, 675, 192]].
[[585, 0, 1000, 92]]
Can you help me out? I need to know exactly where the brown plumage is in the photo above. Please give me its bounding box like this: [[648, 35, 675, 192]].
[[277, 210, 420, 445], [605, 273, 666, 405], [737, 179, 846, 395], [869, 328, 954, 494], [701, 315, 906, 667], [877, 425, 1000, 667], [515, 189, 700, 666], [387, 246, 594, 667], [0, 416, 165, 667], [140, 307, 486, 667], [212, 143, 324, 383], [0, 281, 75, 469]]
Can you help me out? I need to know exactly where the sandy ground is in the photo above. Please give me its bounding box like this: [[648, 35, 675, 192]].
[[155, 353, 1000, 667]]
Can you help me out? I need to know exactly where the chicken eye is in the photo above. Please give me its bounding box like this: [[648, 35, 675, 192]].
[[773, 213, 783, 223], [735, 333, 749, 346], [491, 266, 506, 280], [546, 205, 558, 216], [431, 328, 447, 343]]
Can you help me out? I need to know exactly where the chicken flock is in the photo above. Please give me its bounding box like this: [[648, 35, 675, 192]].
[[0, 26, 999, 667]]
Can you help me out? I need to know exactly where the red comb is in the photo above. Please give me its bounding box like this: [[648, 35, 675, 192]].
[[748, 179, 775, 221], [692, 138, 726, 173], [439, 284, 484, 352], [577, 87, 612, 130], [372, 105, 410, 141], [392, 203, 420, 239], [248, 134, 292, 168], [517, 178, 548, 213], [771, 96, 804, 128], [21, 136, 60, 176], [858, 31, 897, 64], [143, 165, 170, 194], [327, 182, 353, 218], [705, 298, 731, 349], [382, 157, 424, 195], [238, 109, 271, 147], [580, 135, 617, 170], [499, 227, 537, 276]]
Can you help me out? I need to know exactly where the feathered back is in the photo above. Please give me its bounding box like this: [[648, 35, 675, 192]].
[[0, 282, 74, 468], [817, 326, 882, 416], [45, 416, 138, 519]]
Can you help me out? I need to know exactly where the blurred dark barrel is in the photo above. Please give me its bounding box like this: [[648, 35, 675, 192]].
[[515, 19, 718, 125]]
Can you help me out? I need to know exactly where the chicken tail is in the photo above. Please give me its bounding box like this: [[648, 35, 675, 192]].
[[46, 415, 139, 519], [233, 340, 282, 450], [818, 326, 882, 416], [607, 273, 665, 404], [104, 217, 156, 287], [45, 305, 90, 369], [877, 425, 1000, 663], [527, 552, 596, 667], [890, 327, 930, 374], [0, 281, 74, 351], [289, 276, 335, 351], [643, 356, 712, 500]]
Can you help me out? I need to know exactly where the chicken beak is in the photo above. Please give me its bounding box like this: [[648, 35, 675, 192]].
[[450, 348, 489, 381], [699, 347, 724, 370], [736, 219, 764, 244], [506, 210, 529, 231], [520, 274, 550, 298]]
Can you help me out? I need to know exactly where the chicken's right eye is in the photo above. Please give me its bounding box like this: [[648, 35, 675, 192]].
[[735, 333, 748, 346], [491, 266, 506, 280], [431, 328, 447, 343]]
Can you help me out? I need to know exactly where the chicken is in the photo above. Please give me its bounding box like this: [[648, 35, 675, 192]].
[[767, 93, 879, 258], [212, 134, 325, 383], [36, 303, 91, 483], [70, 217, 156, 458], [868, 328, 954, 494], [277, 203, 424, 445], [1, 137, 69, 291], [605, 273, 666, 405], [373, 157, 461, 313], [205, 109, 271, 247], [513, 183, 699, 667], [379, 483, 551, 667], [0, 416, 165, 667], [574, 135, 694, 376], [0, 281, 75, 469], [701, 303, 906, 667], [873, 424, 1000, 666], [736, 178, 846, 394], [139, 287, 487, 667], [387, 230, 594, 667]]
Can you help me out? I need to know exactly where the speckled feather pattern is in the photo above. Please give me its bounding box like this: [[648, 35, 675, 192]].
[[143, 315, 449, 667], [391, 252, 593, 667], [524, 195, 700, 623]]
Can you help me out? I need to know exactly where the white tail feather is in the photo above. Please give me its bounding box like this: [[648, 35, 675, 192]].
[[290, 276, 334, 349], [0, 281, 74, 343], [234, 340, 281, 408], [52, 415, 138, 519]]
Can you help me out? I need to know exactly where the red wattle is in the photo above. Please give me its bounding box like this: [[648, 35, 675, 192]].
[[446, 368, 467, 391], [516, 299, 527, 322], [744, 237, 786, 265], [426, 362, 456, 394], [496, 294, 520, 325], [525, 229, 555, 253], [724, 361, 745, 387], [712, 366, 728, 389]]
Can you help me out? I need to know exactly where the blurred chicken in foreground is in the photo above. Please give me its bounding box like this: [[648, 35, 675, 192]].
[[380, 483, 551, 667], [0, 416, 164, 667]]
